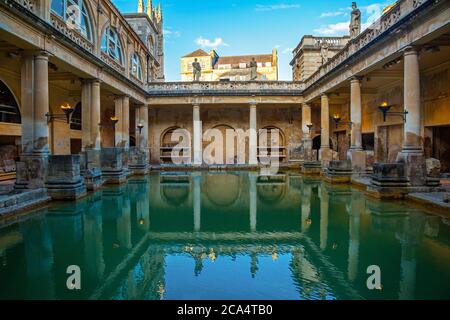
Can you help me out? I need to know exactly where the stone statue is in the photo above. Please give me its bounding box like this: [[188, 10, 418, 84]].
[[349, 2, 361, 39], [320, 42, 329, 64], [192, 58, 201, 82], [249, 57, 258, 80]]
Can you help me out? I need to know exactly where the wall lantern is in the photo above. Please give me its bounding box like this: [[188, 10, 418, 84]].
[[332, 114, 353, 129], [137, 123, 144, 134], [46, 103, 74, 123], [306, 124, 314, 134], [378, 101, 408, 122]]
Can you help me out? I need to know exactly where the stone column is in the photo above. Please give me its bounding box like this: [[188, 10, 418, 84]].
[[319, 94, 332, 164], [192, 103, 202, 165], [114, 96, 124, 148], [249, 102, 258, 165], [121, 96, 130, 149], [347, 77, 366, 172], [90, 80, 101, 149], [16, 51, 50, 189], [302, 103, 312, 161], [249, 172, 258, 232], [402, 47, 422, 154], [193, 172, 201, 232], [81, 79, 101, 151], [397, 46, 426, 186]]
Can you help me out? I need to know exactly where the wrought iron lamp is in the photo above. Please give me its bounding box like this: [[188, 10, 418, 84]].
[[378, 101, 408, 122], [46, 103, 74, 123], [332, 114, 353, 129], [137, 123, 144, 134]]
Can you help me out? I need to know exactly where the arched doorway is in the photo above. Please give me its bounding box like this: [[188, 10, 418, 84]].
[[204, 124, 237, 165], [258, 126, 286, 163], [160, 127, 190, 164], [0, 79, 21, 180]]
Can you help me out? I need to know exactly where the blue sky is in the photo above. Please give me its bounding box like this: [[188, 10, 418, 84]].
[[113, 0, 392, 81]]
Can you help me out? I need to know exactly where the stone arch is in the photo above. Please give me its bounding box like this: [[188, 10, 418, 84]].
[[100, 23, 125, 65], [0, 79, 21, 124], [204, 124, 237, 164], [258, 125, 286, 161]]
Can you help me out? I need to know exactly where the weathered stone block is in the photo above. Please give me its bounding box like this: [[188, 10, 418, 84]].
[[347, 149, 366, 173], [324, 160, 353, 183], [396, 152, 427, 186], [101, 148, 127, 184], [15, 155, 48, 190], [371, 163, 408, 186], [46, 155, 86, 200], [426, 158, 441, 178], [301, 161, 322, 175], [129, 147, 150, 175]]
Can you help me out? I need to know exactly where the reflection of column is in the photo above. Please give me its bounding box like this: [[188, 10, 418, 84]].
[[401, 47, 422, 155], [349, 77, 363, 151], [193, 173, 201, 232], [117, 196, 132, 249], [348, 193, 362, 281], [20, 217, 55, 299], [249, 172, 258, 232], [249, 102, 258, 165], [301, 183, 312, 232], [193, 103, 202, 165], [84, 200, 105, 284], [319, 186, 329, 250], [136, 181, 150, 231], [319, 94, 331, 163]]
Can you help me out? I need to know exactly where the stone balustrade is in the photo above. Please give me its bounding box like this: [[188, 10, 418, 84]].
[[147, 81, 305, 96], [304, 0, 431, 90]]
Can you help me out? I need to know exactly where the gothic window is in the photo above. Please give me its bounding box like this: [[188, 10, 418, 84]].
[[131, 53, 143, 81], [101, 27, 124, 64], [51, 0, 92, 41]]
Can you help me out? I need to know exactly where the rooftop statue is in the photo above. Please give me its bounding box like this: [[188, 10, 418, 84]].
[[349, 2, 362, 39], [249, 57, 258, 81], [192, 58, 202, 82]]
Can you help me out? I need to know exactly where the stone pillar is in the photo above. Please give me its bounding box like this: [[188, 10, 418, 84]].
[[192, 103, 202, 165], [114, 96, 130, 148], [249, 172, 257, 232], [16, 51, 50, 189], [319, 94, 332, 164], [249, 102, 258, 166], [81, 79, 101, 150], [91, 80, 101, 149], [397, 46, 426, 186], [193, 172, 201, 232], [302, 103, 313, 161], [347, 77, 366, 172]]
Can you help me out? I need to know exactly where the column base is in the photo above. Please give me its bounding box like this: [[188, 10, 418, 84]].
[[129, 148, 150, 176], [347, 148, 367, 174], [101, 148, 127, 185], [45, 155, 87, 200], [301, 161, 322, 175], [80, 149, 104, 191], [396, 151, 427, 186], [319, 148, 333, 168], [324, 160, 353, 184], [15, 153, 49, 190]]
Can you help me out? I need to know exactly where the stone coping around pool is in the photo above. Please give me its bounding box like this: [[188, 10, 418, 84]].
[[407, 192, 450, 217], [0, 188, 50, 220]]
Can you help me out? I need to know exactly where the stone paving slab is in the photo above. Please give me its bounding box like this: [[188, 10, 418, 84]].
[[407, 192, 450, 216]]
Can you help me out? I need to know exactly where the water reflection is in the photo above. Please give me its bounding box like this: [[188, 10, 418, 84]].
[[0, 172, 449, 300]]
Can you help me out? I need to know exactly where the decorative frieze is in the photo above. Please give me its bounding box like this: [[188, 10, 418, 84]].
[[50, 13, 94, 54]]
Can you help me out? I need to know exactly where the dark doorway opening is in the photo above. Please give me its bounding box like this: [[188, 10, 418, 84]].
[[432, 126, 450, 174]]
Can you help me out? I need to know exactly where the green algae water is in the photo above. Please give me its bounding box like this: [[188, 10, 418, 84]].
[[0, 171, 449, 300]]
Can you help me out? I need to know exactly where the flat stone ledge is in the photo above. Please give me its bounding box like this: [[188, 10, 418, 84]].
[[407, 192, 450, 217], [0, 188, 50, 216]]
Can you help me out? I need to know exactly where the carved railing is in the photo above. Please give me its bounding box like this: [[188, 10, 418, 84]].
[[304, 0, 431, 90], [12, 0, 35, 12], [50, 13, 94, 54], [147, 81, 305, 96], [100, 51, 126, 74]]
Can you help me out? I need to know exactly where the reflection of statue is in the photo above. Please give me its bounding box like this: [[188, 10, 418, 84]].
[[192, 58, 201, 82], [320, 42, 329, 64], [249, 57, 258, 80], [349, 2, 361, 39]]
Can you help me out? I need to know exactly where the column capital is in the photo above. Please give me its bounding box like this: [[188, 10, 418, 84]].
[[350, 76, 363, 83], [403, 46, 420, 56], [320, 92, 328, 98], [302, 103, 311, 108]]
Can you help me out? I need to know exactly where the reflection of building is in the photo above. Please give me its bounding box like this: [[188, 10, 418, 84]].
[[181, 49, 278, 82]]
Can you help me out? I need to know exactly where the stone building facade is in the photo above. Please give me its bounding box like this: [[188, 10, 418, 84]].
[[180, 49, 278, 82]]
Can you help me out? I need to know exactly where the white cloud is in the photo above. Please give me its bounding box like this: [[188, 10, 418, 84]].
[[163, 28, 180, 38], [282, 47, 293, 54], [255, 3, 301, 11], [195, 36, 229, 49], [314, 22, 349, 35], [320, 12, 346, 18], [314, 2, 387, 36]]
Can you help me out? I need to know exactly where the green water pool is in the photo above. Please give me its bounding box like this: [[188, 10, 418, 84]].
[[0, 171, 449, 300]]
